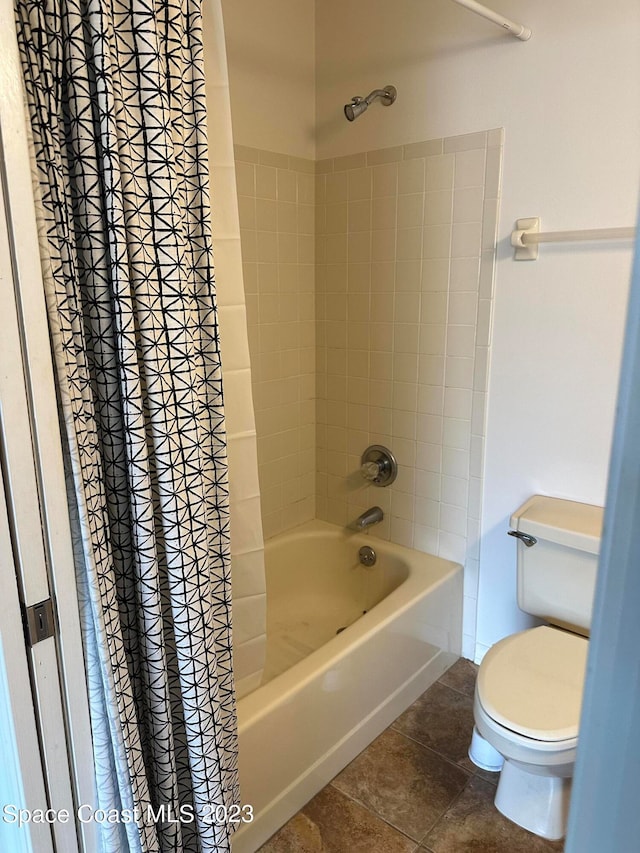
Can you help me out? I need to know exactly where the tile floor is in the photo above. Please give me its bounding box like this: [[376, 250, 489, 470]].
[[258, 659, 565, 853]]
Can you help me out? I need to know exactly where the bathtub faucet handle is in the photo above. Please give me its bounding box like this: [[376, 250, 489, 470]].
[[360, 445, 398, 487], [361, 461, 382, 481]]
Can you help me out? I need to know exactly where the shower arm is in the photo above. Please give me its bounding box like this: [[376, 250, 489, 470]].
[[363, 88, 393, 107], [350, 87, 397, 108]]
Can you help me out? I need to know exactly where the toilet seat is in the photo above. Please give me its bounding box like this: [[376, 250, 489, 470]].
[[477, 626, 588, 743], [474, 693, 577, 772]]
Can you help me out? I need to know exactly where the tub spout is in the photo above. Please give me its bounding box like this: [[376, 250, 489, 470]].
[[351, 506, 384, 531]]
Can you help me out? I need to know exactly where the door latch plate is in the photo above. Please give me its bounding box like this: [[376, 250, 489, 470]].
[[23, 599, 55, 645]]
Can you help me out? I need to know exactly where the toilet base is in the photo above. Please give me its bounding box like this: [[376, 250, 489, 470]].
[[468, 727, 504, 772], [494, 758, 572, 840]]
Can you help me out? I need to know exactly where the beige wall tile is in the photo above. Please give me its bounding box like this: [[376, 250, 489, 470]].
[[371, 229, 396, 262], [453, 187, 484, 224], [347, 262, 371, 291], [289, 156, 315, 174], [372, 163, 398, 198], [452, 222, 482, 258], [316, 158, 334, 175], [395, 260, 421, 292], [372, 196, 397, 230], [421, 292, 448, 325], [448, 292, 478, 325], [237, 136, 501, 622], [334, 152, 367, 171], [398, 158, 425, 195], [444, 131, 488, 153], [450, 257, 481, 292], [326, 171, 348, 203], [393, 323, 420, 354], [366, 146, 404, 166], [348, 167, 373, 200], [371, 260, 395, 292], [234, 144, 261, 164], [447, 325, 477, 358], [255, 165, 277, 198], [235, 161, 255, 196], [426, 154, 454, 191], [418, 354, 445, 386], [454, 149, 486, 188], [397, 193, 425, 228], [348, 200, 372, 232], [419, 323, 446, 356], [256, 198, 277, 231], [404, 139, 443, 159], [278, 201, 297, 234], [325, 203, 348, 234], [421, 258, 450, 292], [238, 194, 256, 230], [277, 168, 297, 202], [423, 224, 452, 259], [396, 226, 423, 261], [260, 149, 290, 169], [297, 173, 315, 203], [424, 190, 453, 226], [348, 232, 371, 263]]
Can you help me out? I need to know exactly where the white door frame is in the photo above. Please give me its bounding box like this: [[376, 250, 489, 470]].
[[0, 0, 97, 850], [0, 454, 53, 853]]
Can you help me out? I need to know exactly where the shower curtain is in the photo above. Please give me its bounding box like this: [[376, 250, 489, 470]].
[[15, 0, 238, 850]]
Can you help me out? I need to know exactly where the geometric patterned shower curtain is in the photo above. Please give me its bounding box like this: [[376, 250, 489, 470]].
[[15, 1, 238, 850]]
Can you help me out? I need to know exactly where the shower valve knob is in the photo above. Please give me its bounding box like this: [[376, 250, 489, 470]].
[[361, 461, 382, 481], [360, 445, 398, 487]]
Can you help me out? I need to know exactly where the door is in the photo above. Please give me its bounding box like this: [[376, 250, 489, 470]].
[[0, 0, 97, 849], [0, 458, 53, 853]]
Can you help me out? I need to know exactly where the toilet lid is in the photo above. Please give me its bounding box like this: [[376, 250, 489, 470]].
[[477, 626, 588, 742]]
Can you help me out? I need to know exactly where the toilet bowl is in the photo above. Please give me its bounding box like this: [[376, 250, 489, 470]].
[[472, 624, 588, 840]]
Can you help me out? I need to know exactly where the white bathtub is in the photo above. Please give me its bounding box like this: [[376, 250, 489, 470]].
[[232, 519, 462, 852]]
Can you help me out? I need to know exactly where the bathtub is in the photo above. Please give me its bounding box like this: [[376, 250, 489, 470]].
[[232, 519, 462, 852]]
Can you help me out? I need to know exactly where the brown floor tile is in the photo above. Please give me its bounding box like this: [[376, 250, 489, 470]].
[[438, 657, 478, 697], [259, 811, 327, 852], [437, 661, 500, 784], [332, 728, 470, 841], [393, 681, 475, 766], [422, 776, 565, 853], [458, 755, 501, 785], [263, 785, 417, 853]]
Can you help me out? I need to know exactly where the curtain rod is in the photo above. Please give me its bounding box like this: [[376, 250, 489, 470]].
[[512, 218, 637, 260], [449, 0, 531, 41]]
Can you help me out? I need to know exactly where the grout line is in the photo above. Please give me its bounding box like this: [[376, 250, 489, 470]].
[[435, 677, 476, 700], [388, 725, 474, 779], [262, 682, 498, 851], [326, 725, 474, 849], [326, 781, 421, 847], [422, 773, 477, 849]]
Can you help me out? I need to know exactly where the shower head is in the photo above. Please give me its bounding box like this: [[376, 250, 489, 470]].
[[344, 85, 397, 122], [344, 97, 368, 122]]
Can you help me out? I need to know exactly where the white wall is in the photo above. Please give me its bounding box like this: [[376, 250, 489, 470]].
[[221, 0, 316, 159], [316, 0, 640, 656]]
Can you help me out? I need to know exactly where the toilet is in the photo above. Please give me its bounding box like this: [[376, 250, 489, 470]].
[[469, 495, 603, 841]]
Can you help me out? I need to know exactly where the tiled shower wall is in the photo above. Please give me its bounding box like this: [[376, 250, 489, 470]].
[[314, 130, 502, 660], [234, 147, 317, 540], [203, 2, 266, 699], [235, 130, 502, 659]]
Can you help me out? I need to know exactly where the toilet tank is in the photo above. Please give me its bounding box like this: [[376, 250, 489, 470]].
[[510, 495, 604, 635]]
